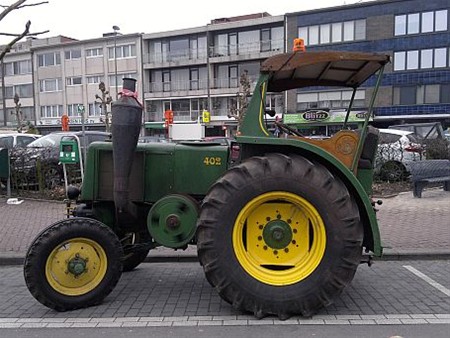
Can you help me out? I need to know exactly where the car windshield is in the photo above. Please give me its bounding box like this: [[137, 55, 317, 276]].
[[379, 133, 402, 144], [27, 134, 63, 148]]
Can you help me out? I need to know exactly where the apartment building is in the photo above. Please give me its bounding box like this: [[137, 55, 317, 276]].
[[285, 0, 450, 135], [1, 33, 143, 134], [32, 33, 143, 134], [142, 13, 285, 137]]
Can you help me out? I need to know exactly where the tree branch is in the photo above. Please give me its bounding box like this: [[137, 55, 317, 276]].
[[0, 0, 26, 22], [0, 29, 48, 36], [0, 20, 30, 61]]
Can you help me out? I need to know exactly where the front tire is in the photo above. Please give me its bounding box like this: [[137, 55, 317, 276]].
[[197, 154, 363, 319], [24, 218, 123, 311]]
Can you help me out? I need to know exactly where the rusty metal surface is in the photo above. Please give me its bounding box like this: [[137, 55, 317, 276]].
[[261, 51, 390, 91]]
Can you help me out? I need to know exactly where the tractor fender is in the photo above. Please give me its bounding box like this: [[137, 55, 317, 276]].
[[237, 136, 382, 256]]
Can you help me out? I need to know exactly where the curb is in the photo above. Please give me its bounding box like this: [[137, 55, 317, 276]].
[[2, 251, 449, 266]]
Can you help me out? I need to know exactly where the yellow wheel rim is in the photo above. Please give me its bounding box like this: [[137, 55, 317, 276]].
[[232, 192, 326, 286], [45, 237, 108, 296]]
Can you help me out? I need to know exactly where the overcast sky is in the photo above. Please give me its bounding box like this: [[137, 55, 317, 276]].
[[0, 0, 370, 44]]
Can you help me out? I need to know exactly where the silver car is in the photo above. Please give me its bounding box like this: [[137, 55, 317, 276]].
[[375, 128, 424, 181]]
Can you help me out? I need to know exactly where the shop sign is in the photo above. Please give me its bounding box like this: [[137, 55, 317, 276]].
[[302, 110, 330, 122], [284, 110, 371, 124]]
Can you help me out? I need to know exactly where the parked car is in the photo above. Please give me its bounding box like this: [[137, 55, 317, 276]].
[[10, 131, 110, 188], [388, 122, 446, 141], [0, 133, 40, 149], [375, 128, 424, 181]]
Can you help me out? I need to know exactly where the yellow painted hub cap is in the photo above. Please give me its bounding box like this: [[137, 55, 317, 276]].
[[232, 192, 326, 286], [45, 238, 107, 296]]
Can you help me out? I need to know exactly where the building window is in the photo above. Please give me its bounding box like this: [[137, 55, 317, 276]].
[[5, 84, 33, 99], [407, 13, 420, 34], [299, 19, 365, 46], [394, 51, 406, 71], [395, 15, 407, 35], [190, 68, 199, 90], [297, 89, 365, 110], [354, 19, 366, 40], [4, 60, 32, 76], [395, 48, 448, 71], [66, 76, 82, 86], [162, 71, 170, 92], [406, 50, 419, 70], [393, 86, 416, 105], [39, 78, 62, 92], [261, 28, 271, 52], [435, 10, 448, 31], [441, 84, 450, 103], [320, 24, 330, 44], [65, 49, 81, 60], [343, 21, 354, 41], [86, 48, 103, 57], [40, 105, 63, 118], [298, 27, 308, 45], [38, 52, 61, 67], [421, 12, 434, 33], [88, 102, 102, 116], [424, 84, 440, 104], [395, 10, 448, 36], [309, 25, 319, 45], [108, 44, 136, 59], [420, 49, 433, 69], [67, 104, 83, 117], [108, 73, 136, 87], [331, 22, 342, 43], [87, 75, 103, 84], [434, 48, 447, 68]]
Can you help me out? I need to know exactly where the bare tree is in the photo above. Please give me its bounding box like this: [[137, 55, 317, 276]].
[[95, 82, 113, 132], [227, 70, 251, 131], [0, 0, 49, 61]]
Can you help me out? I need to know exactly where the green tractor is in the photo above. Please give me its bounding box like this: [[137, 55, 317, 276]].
[[24, 50, 389, 319]]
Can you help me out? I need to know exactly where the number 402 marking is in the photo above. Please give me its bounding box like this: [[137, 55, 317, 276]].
[[203, 156, 222, 166]]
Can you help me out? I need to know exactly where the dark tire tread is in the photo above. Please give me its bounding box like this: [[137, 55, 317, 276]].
[[197, 153, 363, 319]]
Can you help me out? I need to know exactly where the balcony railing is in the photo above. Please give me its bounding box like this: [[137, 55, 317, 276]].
[[144, 39, 284, 64], [210, 39, 284, 58], [147, 76, 259, 93]]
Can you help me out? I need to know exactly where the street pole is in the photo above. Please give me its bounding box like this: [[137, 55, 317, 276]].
[[113, 25, 120, 100]]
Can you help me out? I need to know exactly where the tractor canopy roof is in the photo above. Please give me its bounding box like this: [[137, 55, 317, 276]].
[[261, 51, 390, 92]]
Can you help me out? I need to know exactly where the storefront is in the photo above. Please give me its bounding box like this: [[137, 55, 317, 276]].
[[284, 109, 371, 137]]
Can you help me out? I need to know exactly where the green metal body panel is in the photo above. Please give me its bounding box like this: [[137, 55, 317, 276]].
[[173, 143, 228, 195], [81, 142, 229, 203]]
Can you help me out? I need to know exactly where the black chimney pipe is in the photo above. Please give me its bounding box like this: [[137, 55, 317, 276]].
[[111, 78, 142, 225]]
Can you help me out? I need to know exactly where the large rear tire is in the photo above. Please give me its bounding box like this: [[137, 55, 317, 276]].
[[24, 218, 123, 311], [197, 154, 363, 319]]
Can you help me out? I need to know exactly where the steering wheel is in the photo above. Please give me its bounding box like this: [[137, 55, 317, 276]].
[[274, 121, 304, 137]]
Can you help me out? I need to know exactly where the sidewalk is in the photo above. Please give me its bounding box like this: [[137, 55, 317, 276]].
[[0, 188, 449, 265]]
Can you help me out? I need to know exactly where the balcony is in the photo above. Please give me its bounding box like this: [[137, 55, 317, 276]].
[[145, 76, 258, 96], [209, 39, 284, 59], [143, 49, 207, 67]]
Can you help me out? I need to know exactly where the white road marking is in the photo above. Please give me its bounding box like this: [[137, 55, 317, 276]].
[[403, 265, 450, 297]]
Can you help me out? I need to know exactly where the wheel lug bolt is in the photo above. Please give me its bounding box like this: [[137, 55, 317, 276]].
[[258, 236, 262, 241], [263, 245, 268, 250], [292, 240, 296, 244], [293, 229, 298, 234], [259, 225, 263, 230], [266, 217, 270, 221], [273, 250, 278, 255], [284, 248, 289, 253]]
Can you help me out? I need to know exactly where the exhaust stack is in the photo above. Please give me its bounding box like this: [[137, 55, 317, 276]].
[[111, 78, 142, 225]]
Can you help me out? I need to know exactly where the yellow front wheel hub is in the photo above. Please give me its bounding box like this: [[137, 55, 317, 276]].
[[45, 237, 108, 296], [232, 192, 326, 286]]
